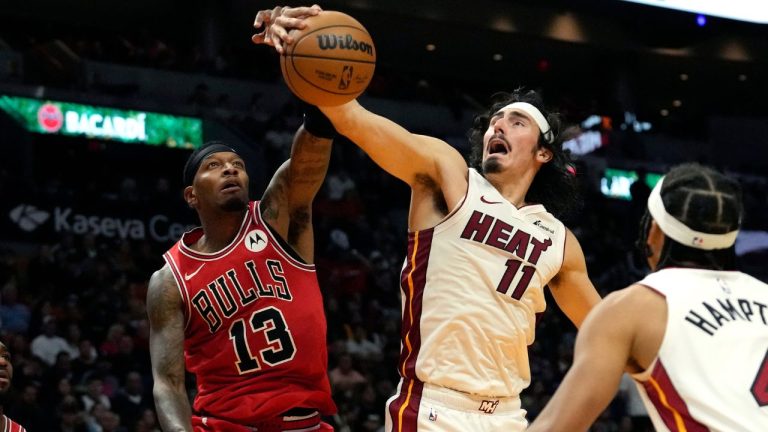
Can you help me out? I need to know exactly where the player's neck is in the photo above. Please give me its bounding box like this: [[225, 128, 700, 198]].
[[485, 169, 535, 208], [197, 209, 247, 252]]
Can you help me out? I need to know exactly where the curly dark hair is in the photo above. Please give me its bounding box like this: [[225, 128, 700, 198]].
[[637, 163, 743, 271], [467, 89, 580, 220]]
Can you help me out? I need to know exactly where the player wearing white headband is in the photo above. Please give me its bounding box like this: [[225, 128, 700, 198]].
[[320, 86, 601, 432], [530, 163, 768, 432], [262, 13, 601, 429]]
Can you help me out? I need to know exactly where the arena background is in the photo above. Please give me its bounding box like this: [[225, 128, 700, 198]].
[[0, 0, 766, 430]]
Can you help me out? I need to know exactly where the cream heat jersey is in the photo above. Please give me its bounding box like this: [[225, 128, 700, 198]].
[[633, 268, 768, 432], [397, 168, 566, 397]]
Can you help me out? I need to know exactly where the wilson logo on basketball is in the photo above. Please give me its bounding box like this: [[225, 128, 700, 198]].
[[37, 103, 64, 133], [316, 34, 374, 56]]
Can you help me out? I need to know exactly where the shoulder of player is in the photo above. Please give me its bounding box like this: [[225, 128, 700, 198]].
[[146, 265, 182, 313], [557, 228, 586, 270], [590, 285, 663, 324]]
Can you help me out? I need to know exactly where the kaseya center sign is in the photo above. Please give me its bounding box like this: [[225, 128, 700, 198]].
[[7, 203, 195, 244], [0, 95, 202, 149]]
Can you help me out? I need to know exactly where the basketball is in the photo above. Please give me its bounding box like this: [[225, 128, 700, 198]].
[[281, 11, 376, 106]]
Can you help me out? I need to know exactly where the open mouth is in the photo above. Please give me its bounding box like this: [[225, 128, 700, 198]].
[[221, 180, 241, 193], [488, 137, 509, 155]]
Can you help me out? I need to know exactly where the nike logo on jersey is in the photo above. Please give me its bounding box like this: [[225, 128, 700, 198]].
[[480, 195, 503, 204], [184, 264, 205, 281]]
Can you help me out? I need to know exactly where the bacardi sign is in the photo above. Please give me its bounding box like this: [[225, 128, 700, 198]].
[[0, 94, 202, 148]]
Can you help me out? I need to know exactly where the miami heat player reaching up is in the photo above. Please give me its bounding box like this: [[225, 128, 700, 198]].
[[529, 163, 768, 432], [257, 8, 601, 431], [148, 12, 338, 425]]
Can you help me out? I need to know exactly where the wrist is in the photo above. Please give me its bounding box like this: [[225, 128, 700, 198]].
[[303, 105, 336, 139]]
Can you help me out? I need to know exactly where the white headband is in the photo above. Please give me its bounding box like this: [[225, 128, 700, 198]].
[[647, 176, 739, 250], [502, 102, 554, 144]]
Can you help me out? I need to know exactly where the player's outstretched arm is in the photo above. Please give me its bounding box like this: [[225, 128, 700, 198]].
[[548, 229, 601, 328], [261, 115, 333, 263], [527, 289, 636, 432], [147, 266, 193, 431], [320, 101, 467, 189]]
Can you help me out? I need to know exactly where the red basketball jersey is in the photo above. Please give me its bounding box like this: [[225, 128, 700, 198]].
[[163, 201, 335, 423], [2, 416, 26, 432]]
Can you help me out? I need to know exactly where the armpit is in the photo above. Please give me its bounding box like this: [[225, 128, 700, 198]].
[[415, 173, 449, 215]]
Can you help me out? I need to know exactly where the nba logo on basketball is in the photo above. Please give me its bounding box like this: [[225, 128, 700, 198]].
[[338, 65, 353, 90]]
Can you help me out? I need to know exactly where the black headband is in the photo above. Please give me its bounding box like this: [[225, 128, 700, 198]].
[[183, 143, 238, 186]]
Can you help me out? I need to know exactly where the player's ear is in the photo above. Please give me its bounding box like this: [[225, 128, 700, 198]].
[[537, 147, 553, 164], [184, 185, 197, 209], [646, 219, 665, 270]]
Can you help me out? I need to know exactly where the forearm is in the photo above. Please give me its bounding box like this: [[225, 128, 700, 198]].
[[154, 381, 194, 431], [288, 126, 332, 203], [320, 101, 436, 185]]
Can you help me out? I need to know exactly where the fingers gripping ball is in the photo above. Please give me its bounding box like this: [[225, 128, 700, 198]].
[[281, 11, 376, 106]]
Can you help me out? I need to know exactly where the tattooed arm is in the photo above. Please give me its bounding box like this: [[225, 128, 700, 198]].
[[147, 265, 193, 431], [261, 124, 332, 263]]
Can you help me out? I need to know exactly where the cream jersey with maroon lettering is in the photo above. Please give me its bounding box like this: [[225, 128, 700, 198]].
[[632, 268, 768, 432], [397, 168, 566, 397]]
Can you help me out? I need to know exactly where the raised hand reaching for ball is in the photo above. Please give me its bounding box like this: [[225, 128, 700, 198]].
[[252, 5, 322, 54], [252, 5, 376, 106]]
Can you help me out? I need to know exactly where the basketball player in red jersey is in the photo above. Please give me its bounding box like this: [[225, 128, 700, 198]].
[[0, 341, 27, 431], [148, 135, 336, 431], [260, 8, 601, 431], [148, 8, 337, 426]]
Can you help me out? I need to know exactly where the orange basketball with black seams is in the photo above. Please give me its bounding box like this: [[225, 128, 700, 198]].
[[281, 11, 376, 106]]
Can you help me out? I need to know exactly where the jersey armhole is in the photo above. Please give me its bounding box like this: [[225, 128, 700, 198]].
[[252, 201, 315, 270], [631, 357, 658, 382], [630, 283, 667, 381], [424, 168, 473, 234], [162, 253, 192, 330]]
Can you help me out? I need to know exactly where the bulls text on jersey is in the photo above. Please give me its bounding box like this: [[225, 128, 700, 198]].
[[191, 259, 293, 333]]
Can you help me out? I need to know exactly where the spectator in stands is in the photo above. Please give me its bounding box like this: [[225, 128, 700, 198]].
[[112, 371, 151, 430], [329, 354, 367, 395], [0, 283, 31, 334], [7, 382, 43, 430], [30, 316, 69, 366], [80, 376, 111, 413]]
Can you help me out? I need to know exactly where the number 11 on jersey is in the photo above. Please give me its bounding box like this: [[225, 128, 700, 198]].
[[496, 259, 535, 300]]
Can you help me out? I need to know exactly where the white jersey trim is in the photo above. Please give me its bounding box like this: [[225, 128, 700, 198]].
[[162, 254, 193, 330]]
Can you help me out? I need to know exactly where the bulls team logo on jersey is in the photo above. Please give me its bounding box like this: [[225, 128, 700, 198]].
[[245, 229, 268, 253]]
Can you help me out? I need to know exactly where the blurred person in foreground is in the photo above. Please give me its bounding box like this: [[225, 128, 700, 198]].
[[529, 163, 768, 431], [0, 341, 27, 431]]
